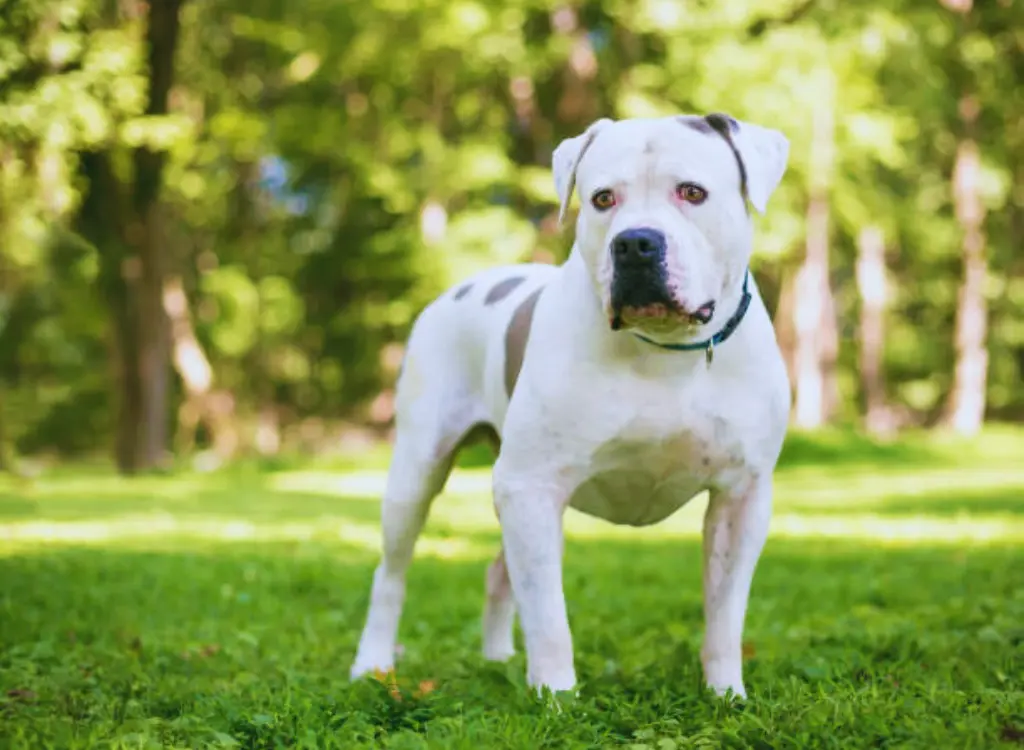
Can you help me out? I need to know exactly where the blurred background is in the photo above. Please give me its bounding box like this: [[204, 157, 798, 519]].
[[0, 0, 1021, 476], [1, 6, 1021, 743]]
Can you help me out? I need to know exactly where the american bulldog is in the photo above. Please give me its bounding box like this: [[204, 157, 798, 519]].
[[350, 113, 791, 699]]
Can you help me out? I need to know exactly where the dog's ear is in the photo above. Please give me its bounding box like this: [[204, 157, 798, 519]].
[[730, 118, 789, 213], [710, 115, 789, 214], [685, 114, 789, 214], [552, 118, 613, 226]]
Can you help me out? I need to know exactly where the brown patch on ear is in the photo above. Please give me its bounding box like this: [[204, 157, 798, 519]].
[[453, 283, 473, 300], [705, 112, 739, 133], [698, 113, 750, 210], [504, 286, 545, 398], [484, 276, 526, 305]]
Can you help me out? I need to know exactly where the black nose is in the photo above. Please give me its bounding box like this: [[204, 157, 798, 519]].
[[611, 228, 666, 266]]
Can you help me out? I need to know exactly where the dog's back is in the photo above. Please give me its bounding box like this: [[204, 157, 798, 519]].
[[394, 262, 557, 442]]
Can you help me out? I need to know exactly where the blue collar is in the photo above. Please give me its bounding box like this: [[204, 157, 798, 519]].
[[632, 269, 753, 364]]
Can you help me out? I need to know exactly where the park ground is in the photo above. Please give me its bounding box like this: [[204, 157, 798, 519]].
[[1, 428, 1022, 749]]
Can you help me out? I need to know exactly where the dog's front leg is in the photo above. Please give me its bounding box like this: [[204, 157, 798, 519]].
[[700, 476, 773, 699], [493, 473, 575, 694]]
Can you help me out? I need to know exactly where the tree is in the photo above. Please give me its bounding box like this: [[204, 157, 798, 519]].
[[76, 0, 187, 472], [938, 3, 989, 434], [855, 225, 895, 435], [792, 70, 840, 429], [1, 0, 1022, 467], [943, 102, 988, 435]]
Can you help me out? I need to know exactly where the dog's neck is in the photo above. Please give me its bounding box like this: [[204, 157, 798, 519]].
[[564, 246, 753, 363]]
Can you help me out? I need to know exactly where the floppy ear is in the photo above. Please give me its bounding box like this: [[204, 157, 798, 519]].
[[727, 118, 790, 214], [552, 118, 613, 226]]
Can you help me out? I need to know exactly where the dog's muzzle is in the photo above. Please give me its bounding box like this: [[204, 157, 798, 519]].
[[608, 227, 716, 331], [609, 228, 673, 330]]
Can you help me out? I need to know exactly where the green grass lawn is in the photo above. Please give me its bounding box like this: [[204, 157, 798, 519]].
[[1, 428, 1022, 749]]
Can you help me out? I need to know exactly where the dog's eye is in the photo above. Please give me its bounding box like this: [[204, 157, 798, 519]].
[[591, 189, 617, 211], [676, 183, 708, 205]]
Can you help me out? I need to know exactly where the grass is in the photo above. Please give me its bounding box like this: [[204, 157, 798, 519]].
[[0, 427, 1022, 749]]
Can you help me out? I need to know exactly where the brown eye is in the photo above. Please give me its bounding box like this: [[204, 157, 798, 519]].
[[676, 183, 708, 204], [591, 189, 616, 211]]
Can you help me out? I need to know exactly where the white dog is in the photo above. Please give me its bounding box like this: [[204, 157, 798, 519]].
[[350, 113, 791, 699]]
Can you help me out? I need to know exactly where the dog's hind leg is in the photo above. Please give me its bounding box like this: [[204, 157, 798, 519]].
[[350, 300, 492, 680], [349, 423, 459, 679], [482, 547, 516, 661]]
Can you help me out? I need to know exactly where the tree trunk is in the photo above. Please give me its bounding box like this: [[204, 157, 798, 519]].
[[125, 0, 186, 470], [855, 225, 894, 436], [132, 204, 172, 468], [79, 151, 143, 474], [943, 119, 988, 434], [773, 268, 797, 400], [77, 0, 186, 474], [792, 199, 828, 429], [792, 74, 839, 429], [939, 0, 988, 436]]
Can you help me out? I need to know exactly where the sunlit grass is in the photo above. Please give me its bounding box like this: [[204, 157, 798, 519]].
[[2, 427, 1022, 553], [1, 427, 1022, 748]]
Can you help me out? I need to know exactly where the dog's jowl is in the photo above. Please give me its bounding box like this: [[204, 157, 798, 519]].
[[351, 114, 791, 700]]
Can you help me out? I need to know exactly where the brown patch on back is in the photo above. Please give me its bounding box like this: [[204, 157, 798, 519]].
[[453, 283, 473, 300], [484, 276, 526, 305], [504, 286, 545, 398]]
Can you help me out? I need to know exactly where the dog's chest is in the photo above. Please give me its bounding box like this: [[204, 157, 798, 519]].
[[566, 417, 746, 527]]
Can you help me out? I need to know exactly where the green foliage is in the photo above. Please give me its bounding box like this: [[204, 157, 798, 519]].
[[1, 429, 1022, 747], [0, 0, 1022, 457]]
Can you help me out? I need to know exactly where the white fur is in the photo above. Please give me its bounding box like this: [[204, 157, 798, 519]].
[[350, 114, 792, 700]]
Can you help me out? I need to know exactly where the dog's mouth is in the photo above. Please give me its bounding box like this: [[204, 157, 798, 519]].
[[610, 300, 715, 331]]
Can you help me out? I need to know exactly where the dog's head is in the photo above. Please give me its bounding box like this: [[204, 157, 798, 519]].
[[553, 114, 788, 338]]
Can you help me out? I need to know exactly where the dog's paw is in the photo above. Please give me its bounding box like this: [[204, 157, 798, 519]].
[[706, 681, 747, 701], [533, 685, 580, 713], [527, 668, 578, 710], [351, 640, 406, 681], [350, 662, 391, 681], [703, 656, 746, 700], [482, 642, 516, 662], [349, 652, 394, 681]]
